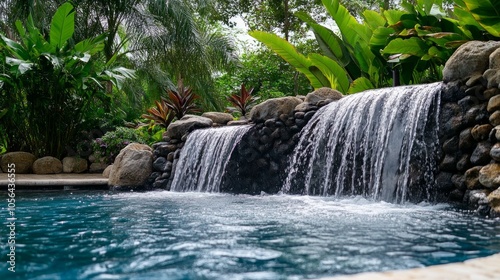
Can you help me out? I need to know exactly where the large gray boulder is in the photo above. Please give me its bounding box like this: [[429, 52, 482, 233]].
[[443, 41, 500, 82], [304, 87, 343, 106], [483, 48, 500, 88], [166, 115, 213, 140], [33, 156, 63, 174], [0, 152, 36, 173], [250, 96, 302, 123], [201, 112, 234, 125], [109, 143, 153, 189], [62, 157, 88, 173]]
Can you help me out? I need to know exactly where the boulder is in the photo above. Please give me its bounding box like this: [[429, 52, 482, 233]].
[[250, 96, 302, 123], [0, 152, 36, 173], [89, 162, 109, 173], [484, 48, 500, 88], [294, 102, 318, 113], [62, 157, 88, 173], [227, 120, 250, 126], [165, 115, 213, 140], [479, 163, 500, 189], [304, 87, 343, 106], [108, 143, 153, 189], [443, 41, 500, 82], [33, 156, 63, 174], [102, 165, 113, 178], [201, 112, 234, 125]]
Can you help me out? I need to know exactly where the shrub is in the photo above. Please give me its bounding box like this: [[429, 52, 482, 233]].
[[226, 83, 260, 117], [91, 127, 146, 164]]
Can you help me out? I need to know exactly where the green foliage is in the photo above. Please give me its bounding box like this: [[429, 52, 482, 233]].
[[0, 2, 134, 157], [135, 125, 165, 146], [214, 46, 313, 104], [453, 0, 500, 38], [252, 0, 498, 93], [164, 79, 201, 120], [91, 127, 147, 164], [226, 83, 260, 117]]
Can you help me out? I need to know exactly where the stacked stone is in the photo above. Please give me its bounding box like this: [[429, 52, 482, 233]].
[[148, 113, 234, 189], [220, 89, 344, 194], [439, 41, 500, 216]]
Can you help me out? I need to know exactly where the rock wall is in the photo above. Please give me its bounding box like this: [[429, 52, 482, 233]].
[[440, 41, 500, 216]]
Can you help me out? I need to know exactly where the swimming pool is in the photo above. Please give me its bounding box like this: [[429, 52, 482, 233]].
[[1, 191, 499, 279]]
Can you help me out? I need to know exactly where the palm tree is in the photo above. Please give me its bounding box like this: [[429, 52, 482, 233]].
[[1, 0, 237, 114]]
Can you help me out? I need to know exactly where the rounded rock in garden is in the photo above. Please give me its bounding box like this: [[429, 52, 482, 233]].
[[249, 96, 302, 123], [201, 112, 234, 125], [33, 156, 63, 174], [304, 87, 343, 106], [89, 162, 109, 173], [62, 157, 88, 173], [165, 115, 213, 140], [484, 48, 500, 88], [443, 41, 500, 82], [0, 151, 37, 173], [109, 143, 153, 189], [102, 165, 113, 178]]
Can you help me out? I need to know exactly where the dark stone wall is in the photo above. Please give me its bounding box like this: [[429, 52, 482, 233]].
[[438, 78, 500, 215]]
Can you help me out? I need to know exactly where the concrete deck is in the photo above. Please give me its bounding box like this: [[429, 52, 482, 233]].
[[320, 253, 500, 280], [0, 173, 108, 187]]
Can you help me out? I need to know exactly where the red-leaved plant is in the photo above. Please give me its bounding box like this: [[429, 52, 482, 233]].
[[163, 79, 201, 120], [141, 99, 175, 128], [226, 83, 259, 117]]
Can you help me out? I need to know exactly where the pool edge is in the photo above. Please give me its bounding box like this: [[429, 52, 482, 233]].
[[319, 253, 500, 280]]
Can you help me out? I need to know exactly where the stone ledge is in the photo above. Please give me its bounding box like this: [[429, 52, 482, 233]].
[[319, 253, 500, 280], [0, 173, 108, 186]]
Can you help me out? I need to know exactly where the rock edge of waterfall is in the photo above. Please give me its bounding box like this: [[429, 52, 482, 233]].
[[106, 40, 500, 217]]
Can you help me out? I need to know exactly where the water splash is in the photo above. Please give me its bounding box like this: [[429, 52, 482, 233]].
[[171, 125, 250, 192], [283, 83, 441, 203]]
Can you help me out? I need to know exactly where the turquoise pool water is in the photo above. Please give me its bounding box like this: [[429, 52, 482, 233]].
[[1, 191, 499, 279]]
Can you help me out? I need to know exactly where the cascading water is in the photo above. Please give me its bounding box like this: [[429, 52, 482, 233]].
[[283, 83, 442, 203], [170, 125, 250, 192]]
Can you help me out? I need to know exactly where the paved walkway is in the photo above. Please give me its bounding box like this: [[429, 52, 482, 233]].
[[0, 173, 108, 186], [320, 253, 500, 280]]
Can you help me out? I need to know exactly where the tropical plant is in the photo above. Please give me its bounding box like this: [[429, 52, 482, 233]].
[[227, 83, 260, 117], [214, 46, 314, 100], [0, 2, 134, 157], [1, 0, 238, 115], [141, 99, 175, 128], [91, 127, 146, 164], [164, 79, 201, 120], [250, 0, 382, 94], [251, 0, 495, 93], [453, 0, 500, 38]]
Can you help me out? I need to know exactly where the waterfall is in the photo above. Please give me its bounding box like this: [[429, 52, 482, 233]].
[[283, 83, 441, 203], [170, 125, 250, 192]]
